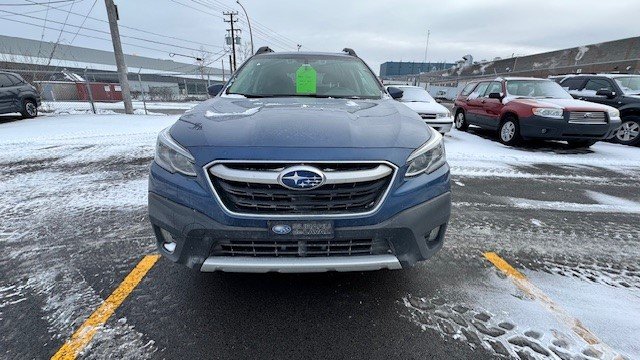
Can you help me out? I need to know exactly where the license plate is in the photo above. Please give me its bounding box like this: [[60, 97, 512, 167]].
[[268, 221, 334, 239]]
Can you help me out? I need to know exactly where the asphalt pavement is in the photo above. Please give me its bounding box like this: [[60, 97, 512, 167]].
[[1, 112, 639, 360]]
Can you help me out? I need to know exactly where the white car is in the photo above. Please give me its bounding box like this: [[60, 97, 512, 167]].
[[386, 85, 454, 134]]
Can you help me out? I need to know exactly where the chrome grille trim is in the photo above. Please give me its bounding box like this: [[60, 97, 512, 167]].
[[209, 164, 393, 185], [568, 111, 607, 124], [420, 113, 437, 119], [203, 160, 398, 219]]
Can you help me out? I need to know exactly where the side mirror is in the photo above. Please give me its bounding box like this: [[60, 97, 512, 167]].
[[488, 92, 503, 100], [207, 84, 224, 97], [596, 88, 616, 99], [387, 87, 404, 100]]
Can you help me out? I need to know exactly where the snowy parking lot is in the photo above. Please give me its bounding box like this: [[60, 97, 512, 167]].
[[1, 113, 639, 359]]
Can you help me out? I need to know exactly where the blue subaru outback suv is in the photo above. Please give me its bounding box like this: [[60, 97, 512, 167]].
[[148, 48, 451, 273]]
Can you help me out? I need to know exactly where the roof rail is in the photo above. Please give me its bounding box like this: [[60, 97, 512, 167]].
[[255, 46, 274, 55], [342, 48, 357, 57]]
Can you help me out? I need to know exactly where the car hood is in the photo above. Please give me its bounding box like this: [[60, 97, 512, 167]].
[[505, 97, 615, 111], [400, 101, 448, 114], [170, 97, 431, 149]]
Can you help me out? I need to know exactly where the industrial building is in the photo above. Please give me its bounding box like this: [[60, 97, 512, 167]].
[[379, 61, 455, 78], [0, 35, 226, 101], [391, 36, 640, 99]]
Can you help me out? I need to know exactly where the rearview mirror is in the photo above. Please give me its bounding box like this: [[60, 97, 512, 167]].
[[207, 84, 224, 97], [387, 87, 404, 100], [488, 92, 503, 100], [596, 88, 616, 99]]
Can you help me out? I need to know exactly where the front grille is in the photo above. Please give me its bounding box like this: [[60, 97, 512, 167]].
[[212, 238, 389, 257], [420, 113, 437, 120], [207, 162, 395, 216], [568, 111, 607, 124]]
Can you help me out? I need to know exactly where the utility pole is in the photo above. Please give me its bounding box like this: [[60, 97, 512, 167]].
[[228, 54, 233, 75], [423, 29, 430, 66], [224, 11, 239, 71], [104, 0, 133, 114]]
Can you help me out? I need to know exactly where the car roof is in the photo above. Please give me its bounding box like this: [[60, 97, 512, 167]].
[[254, 51, 355, 58], [498, 76, 551, 81], [553, 73, 640, 79]]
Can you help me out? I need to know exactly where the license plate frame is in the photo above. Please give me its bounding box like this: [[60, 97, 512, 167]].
[[268, 220, 334, 239]]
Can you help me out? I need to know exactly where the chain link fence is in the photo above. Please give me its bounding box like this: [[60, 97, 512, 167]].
[[1, 65, 221, 116]]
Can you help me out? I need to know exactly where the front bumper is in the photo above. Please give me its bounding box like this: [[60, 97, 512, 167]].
[[519, 115, 622, 140], [148, 190, 451, 272]]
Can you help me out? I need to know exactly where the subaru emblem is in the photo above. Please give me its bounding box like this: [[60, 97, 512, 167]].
[[271, 224, 292, 235], [278, 166, 326, 190]]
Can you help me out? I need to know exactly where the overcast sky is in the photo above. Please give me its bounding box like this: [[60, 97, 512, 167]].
[[1, 0, 639, 74]]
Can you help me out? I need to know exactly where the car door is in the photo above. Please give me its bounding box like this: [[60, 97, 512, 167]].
[[477, 81, 504, 129], [576, 78, 619, 107], [465, 82, 490, 125], [0, 74, 15, 113]]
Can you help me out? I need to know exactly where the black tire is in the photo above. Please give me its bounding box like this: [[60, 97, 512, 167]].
[[498, 116, 521, 146], [20, 99, 38, 119], [454, 110, 468, 131], [567, 140, 597, 148], [614, 117, 640, 146]]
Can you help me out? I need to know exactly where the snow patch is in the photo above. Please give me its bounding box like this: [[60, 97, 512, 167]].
[[205, 107, 260, 117]]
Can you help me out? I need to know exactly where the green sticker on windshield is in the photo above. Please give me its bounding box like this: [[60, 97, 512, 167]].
[[295, 64, 317, 94]]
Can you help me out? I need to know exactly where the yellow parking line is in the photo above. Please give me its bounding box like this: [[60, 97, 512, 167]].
[[51, 254, 160, 360], [483, 252, 623, 358]]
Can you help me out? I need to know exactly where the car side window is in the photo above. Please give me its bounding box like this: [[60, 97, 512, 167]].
[[560, 78, 584, 91], [468, 82, 489, 100], [581, 79, 614, 96], [460, 83, 476, 96], [0, 74, 14, 87], [7, 75, 23, 85], [483, 82, 502, 97]]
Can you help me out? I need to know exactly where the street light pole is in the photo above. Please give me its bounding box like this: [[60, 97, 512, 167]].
[[423, 29, 430, 65], [236, 0, 254, 54]]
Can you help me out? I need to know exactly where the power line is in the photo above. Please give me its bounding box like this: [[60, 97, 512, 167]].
[[1, 0, 77, 5], [70, 0, 97, 43], [176, 0, 299, 51], [0, 9, 223, 55], [6, 0, 226, 50], [0, 16, 221, 58], [198, 0, 299, 49]]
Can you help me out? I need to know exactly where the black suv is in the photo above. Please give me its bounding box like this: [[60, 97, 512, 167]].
[[559, 74, 640, 146], [0, 71, 41, 119]]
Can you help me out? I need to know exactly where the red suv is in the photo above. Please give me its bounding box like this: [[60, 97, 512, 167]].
[[452, 77, 622, 148]]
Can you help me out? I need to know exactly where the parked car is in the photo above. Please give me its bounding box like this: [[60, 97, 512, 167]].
[[0, 71, 40, 119], [149, 48, 451, 273], [385, 85, 454, 134], [434, 90, 448, 102], [452, 77, 621, 147], [559, 74, 640, 146]]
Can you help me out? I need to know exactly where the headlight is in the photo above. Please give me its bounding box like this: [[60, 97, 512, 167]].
[[155, 127, 197, 176], [405, 131, 446, 177], [436, 111, 451, 119], [608, 108, 620, 119], [532, 108, 563, 119]]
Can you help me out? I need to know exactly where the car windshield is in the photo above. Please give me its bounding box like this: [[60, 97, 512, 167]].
[[226, 54, 383, 99], [614, 76, 640, 94], [505, 80, 573, 99], [398, 87, 433, 102]]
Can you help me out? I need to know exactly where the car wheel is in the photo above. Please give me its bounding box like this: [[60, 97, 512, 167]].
[[20, 99, 38, 119], [614, 117, 640, 146], [567, 140, 597, 148], [454, 111, 468, 131], [498, 117, 521, 145]]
